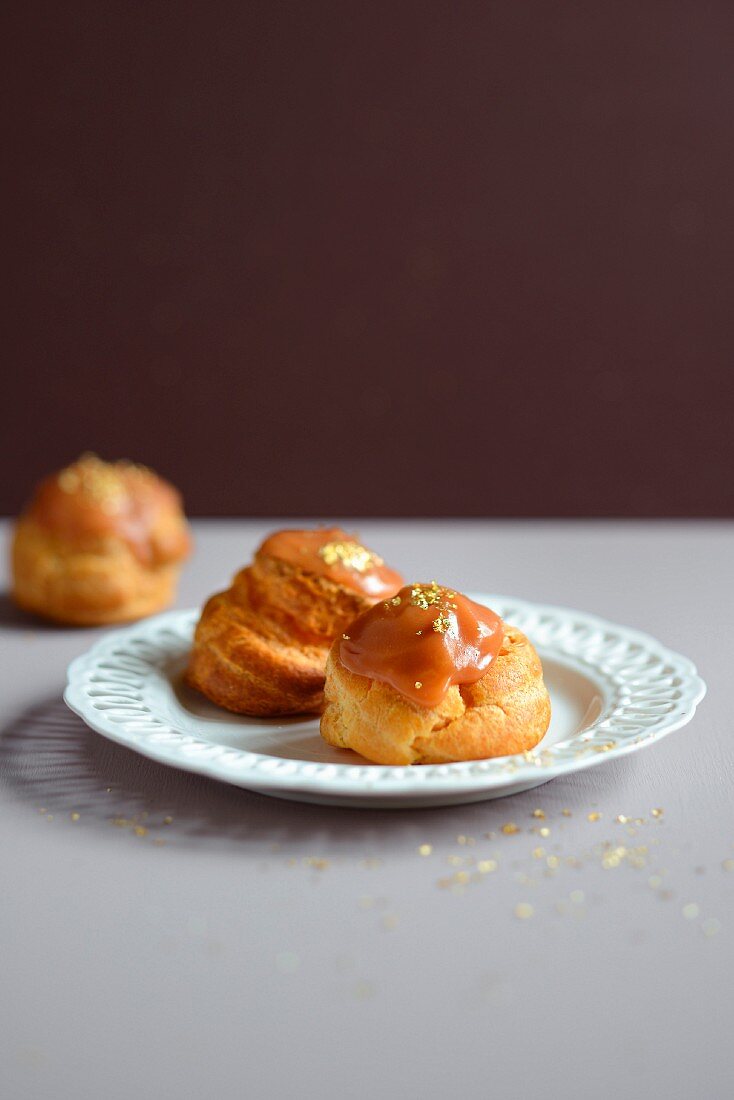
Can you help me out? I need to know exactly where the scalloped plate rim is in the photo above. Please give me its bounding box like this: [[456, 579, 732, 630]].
[[63, 597, 706, 802]]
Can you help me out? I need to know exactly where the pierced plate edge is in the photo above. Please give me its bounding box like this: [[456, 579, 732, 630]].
[[63, 599, 707, 797]]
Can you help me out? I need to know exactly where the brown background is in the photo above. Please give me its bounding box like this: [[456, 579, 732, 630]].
[[4, 2, 733, 517]]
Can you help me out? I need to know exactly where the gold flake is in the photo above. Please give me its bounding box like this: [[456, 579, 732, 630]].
[[70, 812, 80, 822], [57, 454, 130, 509], [538, 826, 550, 837], [477, 860, 497, 874], [304, 857, 330, 870], [514, 902, 534, 920], [318, 540, 383, 573], [532, 847, 545, 859], [342, 634, 350, 640], [163, 816, 173, 825], [722, 859, 734, 872], [418, 844, 433, 857], [531, 809, 545, 819], [134, 826, 148, 837], [432, 611, 451, 634], [354, 980, 375, 1000], [414, 681, 422, 690], [409, 581, 455, 610], [58, 469, 80, 492], [561, 809, 572, 817], [501, 823, 519, 835], [651, 807, 664, 818], [587, 812, 601, 822], [546, 855, 560, 869]]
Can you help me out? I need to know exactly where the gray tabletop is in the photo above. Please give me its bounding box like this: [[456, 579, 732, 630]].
[[1, 519, 731, 1100]]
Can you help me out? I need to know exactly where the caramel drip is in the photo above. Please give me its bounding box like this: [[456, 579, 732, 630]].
[[259, 527, 402, 598], [339, 582, 503, 706]]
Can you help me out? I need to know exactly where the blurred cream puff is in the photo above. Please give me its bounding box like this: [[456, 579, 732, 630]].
[[12, 453, 191, 625]]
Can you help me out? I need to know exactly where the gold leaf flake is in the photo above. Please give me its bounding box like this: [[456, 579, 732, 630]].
[[318, 540, 382, 573]]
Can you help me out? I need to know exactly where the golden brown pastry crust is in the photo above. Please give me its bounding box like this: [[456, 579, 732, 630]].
[[186, 550, 386, 716], [11, 457, 190, 625], [320, 625, 551, 765]]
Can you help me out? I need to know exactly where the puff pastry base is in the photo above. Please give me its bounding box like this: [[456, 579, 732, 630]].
[[186, 553, 377, 716]]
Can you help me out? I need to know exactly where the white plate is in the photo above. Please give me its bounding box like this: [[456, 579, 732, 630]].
[[64, 597, 706, 808]]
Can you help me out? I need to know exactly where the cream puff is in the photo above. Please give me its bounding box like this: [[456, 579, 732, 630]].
[[320, 582, 550, 764], [186, 527, 403, 716], [11, 453, 191, 625]]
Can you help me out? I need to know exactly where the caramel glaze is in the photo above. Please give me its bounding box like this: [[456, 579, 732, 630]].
[[259, 527, 403, 599], [27, 457, 190, 567], [339, 583, 504, 707]]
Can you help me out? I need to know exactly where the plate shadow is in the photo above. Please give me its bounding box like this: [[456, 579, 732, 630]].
[[0, 695, 635, 854]]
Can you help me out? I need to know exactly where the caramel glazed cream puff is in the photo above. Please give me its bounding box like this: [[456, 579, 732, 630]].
[[186, 528, 404, 717], [11, 454, 191, 625], [320, 582, 551, 765]]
